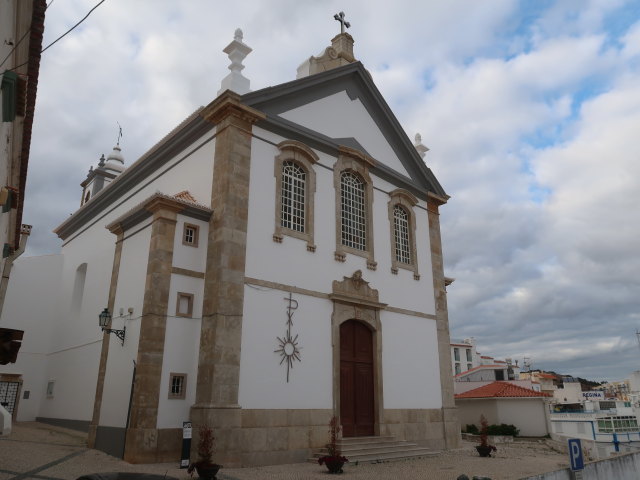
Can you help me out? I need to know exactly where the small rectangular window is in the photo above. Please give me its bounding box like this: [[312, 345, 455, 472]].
[[176, 292, 194, 318], [46, 380, 55, 398], [454, 348, 460, 361], [23, 390, 30, 400], [169, 373, 187, 399], [183, 223, 199, 247], [467, 363, 473, 371], [466, 349, 472, 362], [454, 363, 461, 375]]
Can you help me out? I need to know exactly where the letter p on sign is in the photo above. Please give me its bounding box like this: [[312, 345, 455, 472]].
[[568, 438, 584, 471]]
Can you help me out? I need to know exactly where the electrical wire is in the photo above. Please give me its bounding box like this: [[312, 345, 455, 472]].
[[0, 0, 56, 71], [2, 0, 107, 73]]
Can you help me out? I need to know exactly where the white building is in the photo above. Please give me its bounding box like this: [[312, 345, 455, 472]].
[[451, 338, 520, 380], [0, 0, 46, 416], [549, 399, 640, 459], [0, 29, 460, 465]]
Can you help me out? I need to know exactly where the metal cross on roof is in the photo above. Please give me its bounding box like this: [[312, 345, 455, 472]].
[[334, 11, 350, 34]]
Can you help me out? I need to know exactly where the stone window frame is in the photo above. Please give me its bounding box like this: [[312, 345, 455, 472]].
[[388, 189, 419, 279], [168, 372, 187, 399], [176, 292, 194, 318], [182, 223, 199, 248], [333, 146, 376, 270], [273, 140, 318, 252]]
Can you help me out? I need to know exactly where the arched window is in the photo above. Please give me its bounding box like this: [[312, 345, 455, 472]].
[[340, 172, 366, 251], [393, 205, 411, 264], [388, 189, 419, 279], [273, 140, 318, 251], [281, 161, 306, 232], [333, 148, 376, 270], [71, 263, 87, 317]]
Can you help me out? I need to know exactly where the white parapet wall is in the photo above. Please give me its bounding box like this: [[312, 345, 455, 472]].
[[521, 450, 640, 480]]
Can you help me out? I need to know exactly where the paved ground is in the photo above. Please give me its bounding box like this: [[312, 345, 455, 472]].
[[0, 422, 570, 480]]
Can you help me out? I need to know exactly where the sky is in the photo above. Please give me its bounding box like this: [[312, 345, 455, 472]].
[[17, 0, 640, 382]]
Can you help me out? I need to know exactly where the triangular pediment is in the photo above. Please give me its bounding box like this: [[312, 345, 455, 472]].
[[242, 62, 447, 199]]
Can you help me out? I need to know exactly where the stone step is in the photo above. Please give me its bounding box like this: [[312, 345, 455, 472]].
[[337, 435, 396, 445], [315, 442, 425, 455], [309, 436, 439, 464]]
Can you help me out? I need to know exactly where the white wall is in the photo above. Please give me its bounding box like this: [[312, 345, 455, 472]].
[[280, 90, 411, 178], [245, 128, 436, 316], [497, 398, 548, 436], [99, 222, 151, 427], [157, 271, 204, 428], [0, 254, 63, 421], [238, 286, 333, 409], [382, 312, 441, 409]]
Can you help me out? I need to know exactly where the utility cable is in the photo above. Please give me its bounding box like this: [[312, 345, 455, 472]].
[[2, 0, 107, 73]]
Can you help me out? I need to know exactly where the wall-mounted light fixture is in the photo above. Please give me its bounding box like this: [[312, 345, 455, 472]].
[[98, 308, 125, 345]]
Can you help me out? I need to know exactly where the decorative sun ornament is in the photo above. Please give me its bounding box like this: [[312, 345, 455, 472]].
[[275, 293, 302, 382]]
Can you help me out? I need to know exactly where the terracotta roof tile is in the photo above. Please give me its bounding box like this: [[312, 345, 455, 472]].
[[455, 381, 551, 399]]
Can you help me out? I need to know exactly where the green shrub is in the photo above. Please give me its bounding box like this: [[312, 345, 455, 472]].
[[464, 424, 479, 434], [486, 423, 519, 436]]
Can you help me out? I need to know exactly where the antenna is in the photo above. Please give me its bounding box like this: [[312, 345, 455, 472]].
[[523, 357, 531, 372]]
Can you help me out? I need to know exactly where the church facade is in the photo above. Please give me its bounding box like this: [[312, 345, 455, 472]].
[[0, 30, 459, 466]]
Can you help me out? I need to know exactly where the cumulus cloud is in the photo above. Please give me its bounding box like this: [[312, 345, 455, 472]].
[[20, 0, 640, 380]]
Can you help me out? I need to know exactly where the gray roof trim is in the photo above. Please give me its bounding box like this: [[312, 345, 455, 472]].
[[243, 62, 447, 198], [256, 115, 431, 200], [55, 109, 213, 240]]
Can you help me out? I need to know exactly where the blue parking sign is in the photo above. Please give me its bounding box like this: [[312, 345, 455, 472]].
[[568, 438, 584, 471]]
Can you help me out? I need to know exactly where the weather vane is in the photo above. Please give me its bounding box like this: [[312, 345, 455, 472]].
[[334, 11, 350, 34], [116, 121, 122, 146], [275, 292, 302, 382]]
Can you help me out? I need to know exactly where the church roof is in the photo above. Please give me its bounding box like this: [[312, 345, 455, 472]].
[[243, 62, 448, 201], [105, 191, 211, 234], [455, 381, 551, 399]]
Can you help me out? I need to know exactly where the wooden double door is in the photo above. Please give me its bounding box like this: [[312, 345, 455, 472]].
[[340, 320, 374, 437]]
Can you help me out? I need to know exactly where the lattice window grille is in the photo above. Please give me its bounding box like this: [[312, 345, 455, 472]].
[[341, 172, 366, 250], [184, 227, 195, 244], [393, 205, 411, 263], [281, 161, 306, 232], [170, 375, 185, 396]]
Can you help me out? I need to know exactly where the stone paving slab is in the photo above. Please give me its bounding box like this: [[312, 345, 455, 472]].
[[1, 423, 569, 480]]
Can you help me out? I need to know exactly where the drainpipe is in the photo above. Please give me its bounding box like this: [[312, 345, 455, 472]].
[[0, 224, 32, 319]]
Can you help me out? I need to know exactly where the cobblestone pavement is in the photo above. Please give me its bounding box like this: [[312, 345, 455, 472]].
[[0, 423, 570, 480]]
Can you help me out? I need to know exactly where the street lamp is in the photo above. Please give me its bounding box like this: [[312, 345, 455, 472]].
[[98, 308, 125, 345]]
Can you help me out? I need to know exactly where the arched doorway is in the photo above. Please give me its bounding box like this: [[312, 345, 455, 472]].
[[340, 320, 374, 437]]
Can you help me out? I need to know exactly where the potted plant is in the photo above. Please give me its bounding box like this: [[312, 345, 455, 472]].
[[475, 415, 497, 457], [187, 425, 222, 480], [318, 416, 349, 474]]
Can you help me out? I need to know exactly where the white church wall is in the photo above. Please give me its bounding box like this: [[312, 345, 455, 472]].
[[156, 274, 203, 429], [100, 223, 151, 428], [279, 90, 411, 179], [172, 215, 208, 273], [0, 254, 63, 421], [245, 130, 436, 316], [381, 311, 442, 409], [18, 129, 214, 424], [238, 286, 333, 409]]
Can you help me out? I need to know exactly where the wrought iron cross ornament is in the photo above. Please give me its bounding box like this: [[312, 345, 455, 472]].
[[275, 292, 302, 382], [334, 11, 350, 34]]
